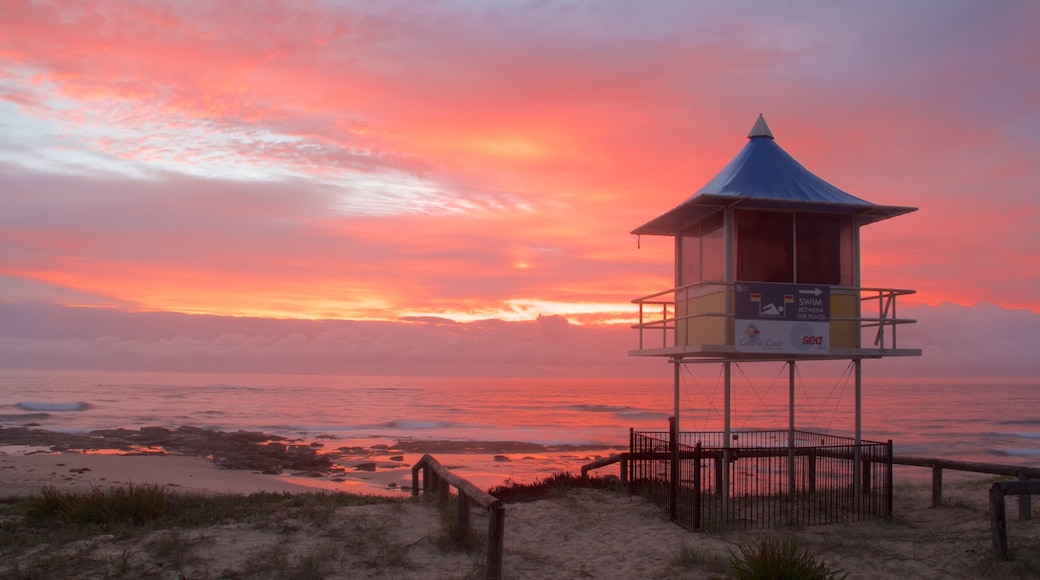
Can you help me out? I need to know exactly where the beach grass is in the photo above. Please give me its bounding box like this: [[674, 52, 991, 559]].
[[18, 484, 401, 530], [486, 470, 625, 502], [27, 483, 172, 528], [0, 486, 413, 579]]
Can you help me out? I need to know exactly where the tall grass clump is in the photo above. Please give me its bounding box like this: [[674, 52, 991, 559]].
[[728, 536, 848, 580], [486, 472, 623, 503], [28, 484, 171, 528]]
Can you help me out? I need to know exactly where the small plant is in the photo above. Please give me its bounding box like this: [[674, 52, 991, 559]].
[[671, 543, 729, 573], [112, 548, 133, 576], [728, 536, 848, 580], [149, 528, 198, 568]]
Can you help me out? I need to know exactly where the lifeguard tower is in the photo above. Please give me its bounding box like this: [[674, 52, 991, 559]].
[[629, 116, 921, 529]]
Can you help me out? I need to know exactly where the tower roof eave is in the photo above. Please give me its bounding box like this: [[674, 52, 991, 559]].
[[631, 194, 917, 236], [632, 117, 918, 236]]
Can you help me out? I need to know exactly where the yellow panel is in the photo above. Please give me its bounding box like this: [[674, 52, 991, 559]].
[[829, 292, 859, 349], [677, 289, 730, 347]]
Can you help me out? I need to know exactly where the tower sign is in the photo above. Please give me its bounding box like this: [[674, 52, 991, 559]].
[[734, 282, 830, 354]]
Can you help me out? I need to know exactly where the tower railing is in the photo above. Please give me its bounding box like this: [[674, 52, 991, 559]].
[[631, 281, 917, 355]]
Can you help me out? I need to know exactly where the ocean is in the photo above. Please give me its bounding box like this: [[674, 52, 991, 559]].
[[1, 368, 1038, 493]]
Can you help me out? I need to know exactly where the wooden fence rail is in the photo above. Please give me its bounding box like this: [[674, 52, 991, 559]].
[[893, 456, 1039, 518], [411, 454, 505, 580], [580, 453, 628, 481]]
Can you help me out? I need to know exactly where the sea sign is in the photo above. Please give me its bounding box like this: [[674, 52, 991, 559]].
[[734, 283, 830, 354]]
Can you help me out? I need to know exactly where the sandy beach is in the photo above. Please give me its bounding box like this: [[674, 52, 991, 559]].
[[2, 437, 1039, 579]]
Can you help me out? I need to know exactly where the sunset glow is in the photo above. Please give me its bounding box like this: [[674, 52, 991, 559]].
[[1, 1, 1038, 377]]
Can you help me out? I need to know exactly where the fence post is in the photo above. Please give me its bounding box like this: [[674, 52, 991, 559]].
[[808, 448, 817, 494], [861, 454, 872, 496], [487, 502, 505, 580], [439, 477, 451, 504], [1018, 472, 1031, 521], [693, 443, 702, 529], [787, 448, 796, 496], [669, 416, 678, 522], [411, 459, 422, 496], [990, 484, 1009, 560], [932, 464, 943, 508], [457, 493, 471, 543], [886, 441, 894, 521], [629, 428, 636, 494]]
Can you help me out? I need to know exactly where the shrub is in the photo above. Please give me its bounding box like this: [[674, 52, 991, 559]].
[[729, 536, 848, 580]]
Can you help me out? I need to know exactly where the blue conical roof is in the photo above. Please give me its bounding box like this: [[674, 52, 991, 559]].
[[633, 115, 916, 235]]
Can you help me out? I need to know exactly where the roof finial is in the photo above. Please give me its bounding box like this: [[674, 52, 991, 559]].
[[748, 114, 774, 139]]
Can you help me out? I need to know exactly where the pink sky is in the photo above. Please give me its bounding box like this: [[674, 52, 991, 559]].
[[1, 1, 1038, 377]]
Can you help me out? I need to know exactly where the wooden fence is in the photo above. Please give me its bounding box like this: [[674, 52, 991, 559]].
[[989, 480, 1040, 560], [892, 456, 1040, 517], [411, 454, 505, 580], [891, 456, 1040, 561]]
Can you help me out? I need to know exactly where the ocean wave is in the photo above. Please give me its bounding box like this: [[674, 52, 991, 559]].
[[382, 420, 454, 430], [1002, 448, 1040, 458], [0, 412, 51, 421], [562, 404, 630, 413], [16, 401, 92, 412], [616, 410, 672, 420], [995, 431, 1040, 440], [999, 419, 1040, 426]]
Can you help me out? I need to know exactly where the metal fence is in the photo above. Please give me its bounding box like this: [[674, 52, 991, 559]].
[[630, 428, 892, 530]]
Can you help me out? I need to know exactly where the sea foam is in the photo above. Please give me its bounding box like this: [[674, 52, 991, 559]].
[[15, 401, 91, 412]]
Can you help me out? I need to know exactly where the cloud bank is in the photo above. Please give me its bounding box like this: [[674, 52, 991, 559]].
[[1, 301, 1035, 380]]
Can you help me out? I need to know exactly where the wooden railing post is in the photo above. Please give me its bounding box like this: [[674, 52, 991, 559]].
[[457, 493, 471, 542], [931, 464, 943, 508], [411, 458, 422, 496], [989, 480, 1040, 561], [1018, 472, 1031, 521], [439, 479, 450, 503], [487, 502, 505, 580], [990, 483, 1009, 560]]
